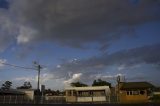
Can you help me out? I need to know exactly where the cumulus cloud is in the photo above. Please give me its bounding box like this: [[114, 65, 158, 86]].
[[14, 76, 35, 82], [17, 26, 38, 44], [0, 0, 159, 51], [0, 0, 160, 87], [11, 43, 160, 86], [64, 73, 82, 87], [91, 73, 124, 80], [0, 9, 17, 52], [13, 73, 54, 83], [51, 44, 160, 81], [0, 59, 7, 67], [40, 73, 55, 83]]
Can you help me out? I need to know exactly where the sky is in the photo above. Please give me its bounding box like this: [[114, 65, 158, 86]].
[[0, 0, 160, 90]]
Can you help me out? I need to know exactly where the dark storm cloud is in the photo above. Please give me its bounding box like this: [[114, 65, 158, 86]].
[[0, 9, 18, 52], [0, 0, 9, 9], [52, 44, 160, 79], [5, 0, 160, 49]]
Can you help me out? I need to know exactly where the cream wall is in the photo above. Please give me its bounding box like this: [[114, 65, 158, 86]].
[[119, 90, 148, 103]]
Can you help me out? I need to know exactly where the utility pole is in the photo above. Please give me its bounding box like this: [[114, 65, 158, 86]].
[[34, 61, 42, 91], [33, 62, 42, 104], [37, 65, 42, 91], [117, 75, 120, 103]]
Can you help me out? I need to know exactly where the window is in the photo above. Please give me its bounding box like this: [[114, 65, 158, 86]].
[[73, 91, 76, 96], [78, 91, 82, 96], [132, 91, 139, 95], [101, 90, 105, 96], [140, 90, 145, 95], [130, 91, 132, 95], [93, 90, 105, 96], [147, 89, 152, 96], [89, 91, 93, 96], [67, 90, 72, 96], [126, 91, 140, 95], [126, 91, 139, 95], [78, 91, 90, 97]]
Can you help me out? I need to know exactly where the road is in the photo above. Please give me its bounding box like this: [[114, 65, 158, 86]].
[[0, 103, 160, 106]]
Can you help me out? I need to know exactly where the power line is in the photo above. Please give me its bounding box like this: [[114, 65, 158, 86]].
[[0, 62, 36, 70], [0, 61, 43, 91]]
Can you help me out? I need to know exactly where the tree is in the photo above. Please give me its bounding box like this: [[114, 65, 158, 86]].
[[92, 79, 111, 88], [23, 81, 32, 89], [70, 81, 88, 87], [1, 81, 12, 90], [17, 81, 32, 89]]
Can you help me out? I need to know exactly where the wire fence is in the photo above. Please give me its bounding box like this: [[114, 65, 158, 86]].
[[0, 95, 66, 104], [1, 95, 158, 104], [0, 95, 119, 104]]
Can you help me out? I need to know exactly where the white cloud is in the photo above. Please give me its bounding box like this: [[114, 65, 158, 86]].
[[14, 76, 35, 82], [0, 9, 16, 52], [91, 73, 125, 80], [17, 26, 37, 44], [69, 58, 78, 63], [64, 73, 82, 87], [118, 64, 141, 71], [117, 64, 126, 71], [13, 76, 37, 89], [0, 59, 7, 67], [40, 73, 55, 83], [56, 65, 61, 68]]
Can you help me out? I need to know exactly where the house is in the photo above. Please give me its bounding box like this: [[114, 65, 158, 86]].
[[116, 81, 154, 103], [0, 89, 35, 100], [0, 89, 25, 95], [0, 90, 25, 103], [151, 87, 160, 102], [65, 86, 110, 103], [17, 89, 35, 100], [153, 87, 160, 95]]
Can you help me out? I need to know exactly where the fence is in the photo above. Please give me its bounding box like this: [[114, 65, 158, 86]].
[[0, 95, 66, 104], [0, 95, 119, 104]]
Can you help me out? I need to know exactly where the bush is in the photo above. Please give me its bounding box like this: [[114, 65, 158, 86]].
[[150, 95, 160, 102]]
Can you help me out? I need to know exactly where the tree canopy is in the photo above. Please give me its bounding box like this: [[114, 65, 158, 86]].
[[92, 79, 111, 88], [70, 81, 88, 87], [17, 81, 32, 89], [1, 81, 12, 90]]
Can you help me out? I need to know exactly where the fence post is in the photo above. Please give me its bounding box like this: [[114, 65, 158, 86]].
[[33, 96, 35, 104], [117, 95, 119, 103], [9, 95, 11, 104], [3, 95, 5, 104], [15, 95, 17, 104], [21, 95, 23, 104]]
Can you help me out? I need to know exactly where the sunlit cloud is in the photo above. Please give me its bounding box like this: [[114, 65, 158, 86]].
[[0, 59, 7, 68], [14, 76, 35, 82], [64, 73, 82, 87], [40, 73, 55, 83]]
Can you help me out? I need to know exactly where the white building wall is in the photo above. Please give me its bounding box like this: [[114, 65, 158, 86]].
[[77, 97, 92, 102], [93, 96, 106, 102]]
